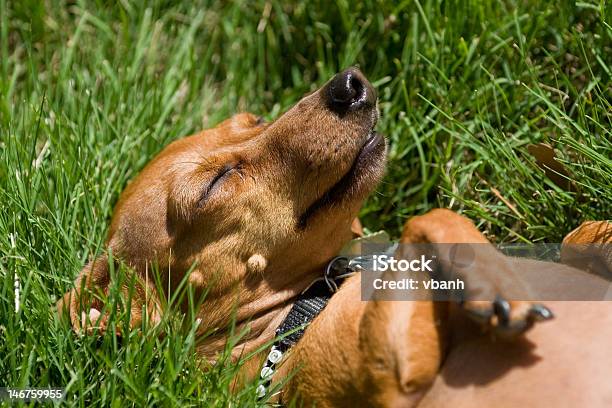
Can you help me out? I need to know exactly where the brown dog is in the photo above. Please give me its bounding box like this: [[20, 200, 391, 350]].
[[58, 69, 611, 407]]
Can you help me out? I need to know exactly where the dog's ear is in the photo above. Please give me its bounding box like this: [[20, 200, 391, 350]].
[[217, 112, 266, 131], [232, 112, 264, 127], [56, 255, 111, 332]]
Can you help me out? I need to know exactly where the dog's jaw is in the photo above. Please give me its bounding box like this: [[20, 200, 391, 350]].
[[297, 129, 387, 229]]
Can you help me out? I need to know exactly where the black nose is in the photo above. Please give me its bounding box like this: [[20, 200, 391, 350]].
[[327, 68, 376, 113]]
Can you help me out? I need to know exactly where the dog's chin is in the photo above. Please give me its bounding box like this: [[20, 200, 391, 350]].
[[297, 130, 387, 229]]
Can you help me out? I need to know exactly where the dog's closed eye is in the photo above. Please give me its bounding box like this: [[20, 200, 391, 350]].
[[198, 163, 242, 207]]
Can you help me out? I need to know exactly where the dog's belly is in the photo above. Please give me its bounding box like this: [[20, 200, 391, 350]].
[[419, 301, 612, 408]]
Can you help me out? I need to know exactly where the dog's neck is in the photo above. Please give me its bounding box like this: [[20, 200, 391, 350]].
[[192, 233, 369, 362]]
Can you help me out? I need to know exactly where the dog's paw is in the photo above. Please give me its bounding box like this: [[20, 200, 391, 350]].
[[80, 308, 105, 334], [463, 297, 553, 339], [80, 307, 123, 336]]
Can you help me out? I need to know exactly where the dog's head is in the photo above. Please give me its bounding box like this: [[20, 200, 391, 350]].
[[60, 68, 386, 330]]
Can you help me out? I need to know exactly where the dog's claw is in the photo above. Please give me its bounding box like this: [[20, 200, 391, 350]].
[[493, 296, 511, 325], [528, 304, 554, 322], [463, 298, 553, 340]]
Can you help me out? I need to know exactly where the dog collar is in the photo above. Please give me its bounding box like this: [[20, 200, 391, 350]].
[[255, 256, 359, 400], [255, 232, 396, 400]]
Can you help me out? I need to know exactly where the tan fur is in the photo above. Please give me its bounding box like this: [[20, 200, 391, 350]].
[[561, 221, 612, 278]]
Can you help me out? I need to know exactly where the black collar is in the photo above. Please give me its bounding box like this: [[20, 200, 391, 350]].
[[255, 256, 357, 399]]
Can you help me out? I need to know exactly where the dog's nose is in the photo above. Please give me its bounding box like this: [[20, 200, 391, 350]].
[[326, 68, 376, 113]]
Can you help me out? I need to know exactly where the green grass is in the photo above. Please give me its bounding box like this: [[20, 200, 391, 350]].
[[1, 0, 610, 406]]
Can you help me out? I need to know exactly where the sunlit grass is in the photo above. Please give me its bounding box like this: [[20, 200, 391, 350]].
[[1, 0, 610, 406]]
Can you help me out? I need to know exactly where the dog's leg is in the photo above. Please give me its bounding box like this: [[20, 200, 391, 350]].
[[561, 221, 612, 278], [401, 209, 552, 338], [277, 274, 447, 408]]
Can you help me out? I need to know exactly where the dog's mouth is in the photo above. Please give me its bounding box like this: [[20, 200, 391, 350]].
[[297, 129, 386, 229]]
